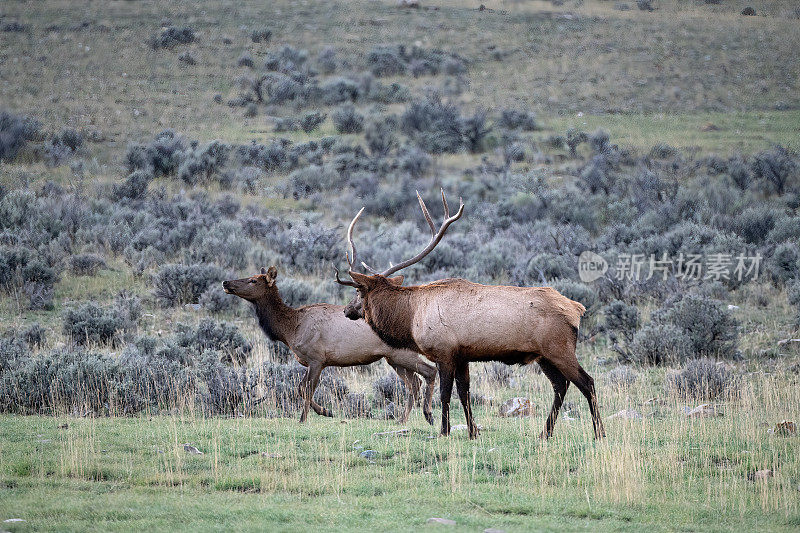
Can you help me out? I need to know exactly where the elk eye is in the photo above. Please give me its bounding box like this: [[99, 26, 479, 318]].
[[249, 279, 256, 284]]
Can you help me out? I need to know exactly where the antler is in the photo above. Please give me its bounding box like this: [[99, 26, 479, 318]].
[[380, 188, 464, 277], [336, 189, 464, 282], [333, 265, 359, 287]]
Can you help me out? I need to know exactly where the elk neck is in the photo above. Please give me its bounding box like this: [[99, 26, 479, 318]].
[[364, 283, 420, 352], [251, 286, 298, 345]]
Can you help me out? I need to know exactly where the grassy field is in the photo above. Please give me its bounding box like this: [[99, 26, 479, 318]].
[[1, 365, 799, 532], [2, 0, 800, 531]]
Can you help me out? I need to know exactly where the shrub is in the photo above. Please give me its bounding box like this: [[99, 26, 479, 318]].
[[125, 129, 187, 177], [264, 45, 307, 72], [550, 280, 599, 315], [364, 115, 398, 157], [566, 129, 588, 158], [199, 286, 239, 314], [767, 242, 800, 286], [602, 300, 640, 342], [589, 129, 611, 154], [299, 111, 326, 133], [653, 293, 739, 358], [0, 348, 118, 413], [580, 155, 615, 194], [177, 140, 230, 185], [605, 366, 638, 387], [316, 77, 360, 106], [367, 45, 407, 77], [113, 169, 152, 200], [768, 216, 800, 244], [727, 157, 752, 190], [397, 145, 431, 178], [637, 0, 654, 11], [665, 358, 733, 400], [287, 165, 340, 199], [316, 46, 336, 74], [237, 52, 255, 68], [178, 51, 197, 65], [69, 253, 106, 276], [0, 336, 29, 373], [461, 111, 491, 154], [630, 323, 693, 364], [251, 28, 272, 43], [498, 108, 537, 131], [332, 105, 364, 134], [0, 110, 40, 162], [751, 145, 798, 195], [149, 26, 195, 49], [401, 96, 463, 154], [343, 393, 371, 418], [373, 373, 407, 405], [21, 323, 46, 349], [175, 318, 252, 365], [63, 301, 127, 346], [729, 206, 780, 244], [152, 263, 227, 307], [277, 277, 326, 307]]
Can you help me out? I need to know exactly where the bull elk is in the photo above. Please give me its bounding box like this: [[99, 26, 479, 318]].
[[335, 191, 605, 440], [223, 267, 436, 424]]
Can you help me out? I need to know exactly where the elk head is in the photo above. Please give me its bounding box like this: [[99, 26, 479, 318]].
[[335, 189, 464, 320], [222, 266, 278, 301]]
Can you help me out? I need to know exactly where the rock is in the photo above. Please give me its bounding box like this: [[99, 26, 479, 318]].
[[701, 122, 720, 132], [183, 443, 204, 455], [726, 304, 739, 310], [607, 409, 642, 420], [4, 518, 26, 523], [484, 529, 505, 533], [426, 517, 456, 526], [452, 424, 483, 431], [774, 420, 796, 436], [752, 469, 773, 481], [741, 7, 756, 16], [183, 303, 202, 311], [58, 423, 68, 429], [372, 428, 409, 437], [498, 397, 533, 417], [686, 404, 722, 418], [260, 452, 281, 458], [398, 0, 420, 7], [359, 450, 377, 459]]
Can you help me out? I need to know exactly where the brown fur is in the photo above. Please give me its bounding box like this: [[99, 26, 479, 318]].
[[346, 272, 605, 440], [223, 267, 436, 425]]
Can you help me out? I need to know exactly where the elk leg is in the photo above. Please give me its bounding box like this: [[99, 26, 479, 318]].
[[550, 359, 605, 440], [574, 366, 605, 439], [298, 363, 323, 423], [438, 362, 455, 437], [311, 398, 333, 417], [419, 362, 436, 426], [538, 359, 569, 439], [389, 365, 417, 424], [454, 360, 478, 439]]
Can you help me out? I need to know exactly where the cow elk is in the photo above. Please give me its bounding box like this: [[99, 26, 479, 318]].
[[223, 267, 436, 424], [335, 190, 605, 440]]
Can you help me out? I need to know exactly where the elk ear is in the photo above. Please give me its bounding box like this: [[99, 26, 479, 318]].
[[265, 266, 278, 285], [386, 275, 404, 286], [261, 267, 268, 275], [349, 271, 371, 287]]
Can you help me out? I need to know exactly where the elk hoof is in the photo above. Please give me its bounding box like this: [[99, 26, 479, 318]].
[[423, 411, 434, 426]]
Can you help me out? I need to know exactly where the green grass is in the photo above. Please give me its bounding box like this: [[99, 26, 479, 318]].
[[547, 110, 800, 154], [1, 367, 799, 532]]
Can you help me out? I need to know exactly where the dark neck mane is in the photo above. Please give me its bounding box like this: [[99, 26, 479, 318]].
[[365, 286, 419, 352], [252, 289, 297, 345]]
